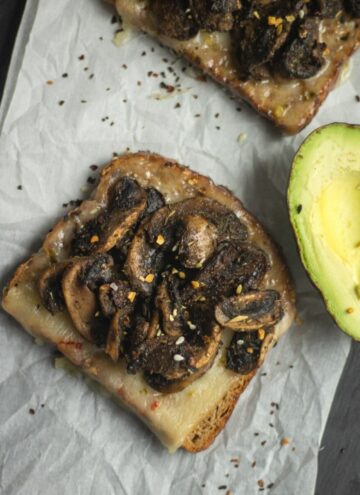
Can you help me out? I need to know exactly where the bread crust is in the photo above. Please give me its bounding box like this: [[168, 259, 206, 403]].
[[2, 152, 295, 452], [114, 0, 360, 134]]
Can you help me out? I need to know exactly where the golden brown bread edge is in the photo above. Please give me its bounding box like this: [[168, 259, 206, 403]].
[[112, 0, 360, 134], [2, 152, 296, 452]]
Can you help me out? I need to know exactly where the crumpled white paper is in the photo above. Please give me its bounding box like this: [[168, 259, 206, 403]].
[[0, 0, 359, 493]]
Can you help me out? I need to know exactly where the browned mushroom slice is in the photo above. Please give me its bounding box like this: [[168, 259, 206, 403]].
[[106, 306, 134, 361], [38, 261, 69, 314], [71, 177, 147, 256], [177, 215, 218, 268], [125, 197, 248, 294], [192, 0, 241, 31], [62, 254, 114, 342], [155, 278, 185, 338], [143, 324, 222, 393], [100, 280, 136, 361], [150, 0, 199, 40], [195, 244, 268, 302], [215, 290, 283, 331], [98, 280, 134, 318]]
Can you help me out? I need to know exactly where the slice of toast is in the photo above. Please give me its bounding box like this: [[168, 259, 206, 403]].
[[2, 152, 295, 452], [112, 0, 360, 134]]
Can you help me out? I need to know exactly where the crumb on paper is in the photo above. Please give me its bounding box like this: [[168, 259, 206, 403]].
[[237, 132, 247, 144], [281, 437, 291, 446]]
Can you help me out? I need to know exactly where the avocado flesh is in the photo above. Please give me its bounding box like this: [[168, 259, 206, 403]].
[[288, 123, 360, 340]]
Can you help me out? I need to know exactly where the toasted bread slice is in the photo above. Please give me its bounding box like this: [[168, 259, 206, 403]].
[[2, 152, 295, 452], [112, 0, 360, 134]]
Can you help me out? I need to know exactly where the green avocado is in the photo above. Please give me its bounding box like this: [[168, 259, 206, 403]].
[[288, 123, 360, 339]]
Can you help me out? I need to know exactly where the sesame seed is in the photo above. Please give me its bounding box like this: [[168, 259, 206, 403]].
[[173, 354, 185, 362], [176, 336, 185, 345]]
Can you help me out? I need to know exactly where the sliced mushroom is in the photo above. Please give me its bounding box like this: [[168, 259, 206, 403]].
[[226, 327, 269, 374], [62, 254, 114, 342], [71, 177, 147, 256], [177, 215, 218, 268], [106, 306, 134, 361], [150, 0, 199, 40], [98, 280, 133, 318], [125, 197, 247, 295], [215, 290, 283, 330], [38, 261, 69, 314], [234, 18, 292, 79], [192, 0, 241, 31], [195, 244, 268, 302], [142, 323, 222, 393], [155, 278, 185, 338], [280, 18, 325, 79]]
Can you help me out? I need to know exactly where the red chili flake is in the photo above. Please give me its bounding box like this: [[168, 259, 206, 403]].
[[160, 82, 175, 93], [150, 400, 160, 411], [59, 340, 82, 350], [29, 408, 35, 415]]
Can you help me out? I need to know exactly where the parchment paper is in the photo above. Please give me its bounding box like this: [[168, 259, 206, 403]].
[[0, 1, 359, 493]]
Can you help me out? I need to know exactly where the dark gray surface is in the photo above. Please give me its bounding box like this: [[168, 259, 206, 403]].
[[316, 340, 360, 495], [0, 2, 358, 494]]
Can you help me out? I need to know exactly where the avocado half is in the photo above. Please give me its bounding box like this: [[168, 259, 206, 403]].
[[288, 123, 360, 340]]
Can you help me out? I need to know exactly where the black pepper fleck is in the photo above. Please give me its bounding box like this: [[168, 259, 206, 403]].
[[29, 408, 35, 415], [62, 73, 68, 78], [78, 55, 85, 60], [356, 95, 360, 102], [90, 165, 98, 171], [218, 486, 227, 490], [296, 204, 303, 214], [58, 100, 65, 106], [17, 185, 22, 190]]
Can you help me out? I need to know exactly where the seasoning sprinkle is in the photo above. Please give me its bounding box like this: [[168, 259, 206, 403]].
[[90, 235, 100, 243], [127, 292, 137, 303], [156, 234, 165, 245], [173, 354, 185, 362], [236, 284, 243, 295], [145, 273, 155, 283], [176, 336, 185, 345]]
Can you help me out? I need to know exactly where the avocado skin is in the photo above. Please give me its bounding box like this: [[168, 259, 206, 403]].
[[288, 123, 360, 340]]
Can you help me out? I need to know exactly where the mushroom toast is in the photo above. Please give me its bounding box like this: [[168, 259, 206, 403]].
[[2, 152, 295, 452], [110, 0, 360, 134]]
